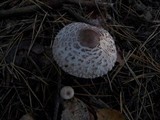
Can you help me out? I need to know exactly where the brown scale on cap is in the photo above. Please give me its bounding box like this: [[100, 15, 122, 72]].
[[79, 29, 100, 48]]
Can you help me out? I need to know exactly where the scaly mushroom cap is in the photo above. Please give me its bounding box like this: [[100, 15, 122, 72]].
[[61, 98, 90, 120], [52, 22, 117, 78]]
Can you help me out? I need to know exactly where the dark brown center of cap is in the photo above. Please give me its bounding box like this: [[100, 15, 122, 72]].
[[79, 29, 100, 48]]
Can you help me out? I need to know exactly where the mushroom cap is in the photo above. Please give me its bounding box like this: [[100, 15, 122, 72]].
[[61, 98, 90, 120], [60, 86, 74, 100], [52, 22, 117, 78]]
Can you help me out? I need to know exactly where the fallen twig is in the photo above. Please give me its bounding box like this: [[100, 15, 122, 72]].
[[0, 5, 38, 17], [65, 0, 113, 7]]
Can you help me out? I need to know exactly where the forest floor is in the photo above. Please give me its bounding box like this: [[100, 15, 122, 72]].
[[0, 0, 160, 120]]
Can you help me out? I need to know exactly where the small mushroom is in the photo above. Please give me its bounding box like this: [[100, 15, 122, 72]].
[[60, 86, 74, 100], [52, 22, 117, 78]]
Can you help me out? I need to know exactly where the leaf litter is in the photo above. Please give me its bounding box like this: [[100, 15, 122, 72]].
[[0, 0, 160, 120]]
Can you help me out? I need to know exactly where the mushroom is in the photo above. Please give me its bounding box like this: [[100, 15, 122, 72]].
[[61, 97, 91, 120], [60, 86, 74, 100], [60, 86, 91, 120], [52, 22, 117, 78]]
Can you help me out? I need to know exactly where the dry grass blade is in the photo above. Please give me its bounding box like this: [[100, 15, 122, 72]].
[[28, 13, 47, 54]]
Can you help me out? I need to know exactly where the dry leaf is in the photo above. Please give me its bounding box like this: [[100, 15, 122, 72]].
[[96, 108, 125, 120], [19, 113, 34, 120]]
